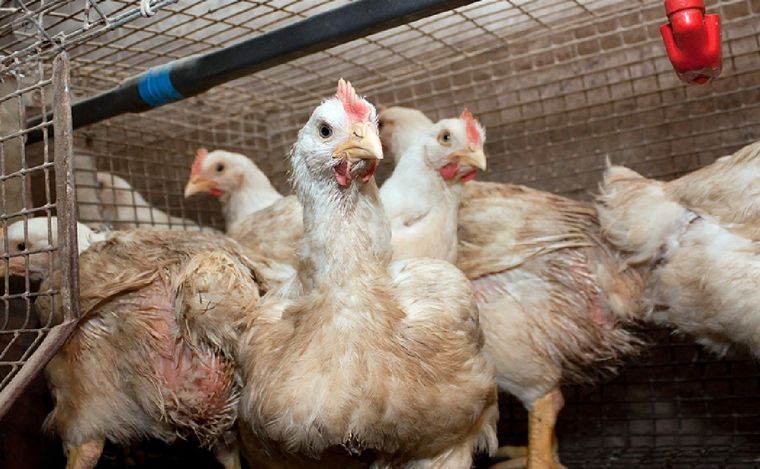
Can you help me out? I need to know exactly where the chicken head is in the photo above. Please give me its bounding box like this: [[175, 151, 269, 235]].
[[292, 78, 382, 191], [0, 218, 105, 280], [184, 148, 250, 199], [424, 109, 487, 184]]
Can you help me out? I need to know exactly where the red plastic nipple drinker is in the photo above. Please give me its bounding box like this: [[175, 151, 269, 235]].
[[660, 0, 722, 85]]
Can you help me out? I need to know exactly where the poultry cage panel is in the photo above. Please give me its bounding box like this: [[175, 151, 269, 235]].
[[2, 0, 760, 467], [0, 47, 82, 422], [0, 0, 204, 415]]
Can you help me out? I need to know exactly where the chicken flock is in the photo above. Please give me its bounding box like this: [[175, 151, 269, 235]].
[[3, 79, 759, 469]]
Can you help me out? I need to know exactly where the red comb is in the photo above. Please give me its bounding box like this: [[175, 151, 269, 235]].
[[191, 148, 208, 176], [336, 78, 371, 123], [460, 108, 481, 145]]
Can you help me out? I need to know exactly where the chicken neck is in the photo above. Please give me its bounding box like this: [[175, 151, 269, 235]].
[[224, 167, 283, 230], [296, 175, 392, 292]]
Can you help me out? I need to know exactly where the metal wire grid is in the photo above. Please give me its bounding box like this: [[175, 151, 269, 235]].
[[0, 0, 755, 464], [44, 1, 648, 114], [0, 0, 180, 73], [34, 0, 651, 224], [261, 0, 760, 199], [492, 328, 760, 466], [72, 103, 267, 231], [0, 52, 78, 418]]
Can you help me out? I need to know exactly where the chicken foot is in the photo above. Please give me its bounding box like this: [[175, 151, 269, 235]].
[[64, 438, 105, 469]]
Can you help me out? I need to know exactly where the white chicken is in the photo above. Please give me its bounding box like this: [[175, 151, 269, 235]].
[[182, 148, 303, 269], [379, 105, 645, 469], [96, 172, 205, 231], [237, 80, 498, 468], [380, 109, 486, 263], [378, 106, 434, 165], [597, 142, 760, 358], [184, 148, 283, 232], [0, 217, 106, 281], [665, 140, 760, 225], [0, 219, 277, 469]]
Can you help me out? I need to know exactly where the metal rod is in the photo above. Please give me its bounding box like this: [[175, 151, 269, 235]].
[[52, 51, 80, 324], [0, 321, 79, 418], [25, 0, 477, 144]]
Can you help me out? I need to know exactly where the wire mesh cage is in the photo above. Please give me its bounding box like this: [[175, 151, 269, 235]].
[[0, 0, 184, 435], [0, 51, 80, 422], [2, 0, 760, 467]]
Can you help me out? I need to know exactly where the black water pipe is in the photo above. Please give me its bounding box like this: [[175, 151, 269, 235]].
[[26, 0, 477, 144]]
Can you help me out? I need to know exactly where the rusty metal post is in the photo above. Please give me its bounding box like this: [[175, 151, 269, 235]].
[[0, 52, 80, 419], [52, 52, 80, 323]]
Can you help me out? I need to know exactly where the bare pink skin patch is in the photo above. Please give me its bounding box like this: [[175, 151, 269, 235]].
[[460, 108, 481, 146], [336, 79, 371, 124]]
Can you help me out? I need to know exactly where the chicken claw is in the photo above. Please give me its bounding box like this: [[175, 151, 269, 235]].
[[527, 387, 565, 469], [64, 439, 104, 469]]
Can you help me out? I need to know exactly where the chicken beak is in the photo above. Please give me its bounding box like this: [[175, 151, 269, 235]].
[[184, 176, 218, 198], [332, 122, 384, 162], [451, 144, 487, 170]]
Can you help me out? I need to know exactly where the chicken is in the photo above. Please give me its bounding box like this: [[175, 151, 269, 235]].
[[237, 80, 498, 468], [0, 217, 106, 281], [225, 195, 304, 272], [381, 107, 645, 469], [378, 106, 433, 165], [380, 109, 486, 263], [181, 148, 303, 269], [184, 148, 284, 232], [96, 172, 205, 231], [1, 219, 274, 469], [596, 143, 760, 358], [665, 140, 760, 225]]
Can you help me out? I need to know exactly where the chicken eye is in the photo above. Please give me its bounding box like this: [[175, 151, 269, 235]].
[[377, 120, 384, 131], [438, 130, 452, 145], [215, 163, 225, 173], [318, 123, 333, 139], [16, 242, 25, 252]]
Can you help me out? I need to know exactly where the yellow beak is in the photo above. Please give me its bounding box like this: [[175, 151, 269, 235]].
[[451, 144, 487, 170], [184, 176, 217, 198], [332, 122, 384, 162]]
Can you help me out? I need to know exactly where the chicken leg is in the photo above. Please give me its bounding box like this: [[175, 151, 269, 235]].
[[65, 438, 104, 469], [527, 387, 565, 469]]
